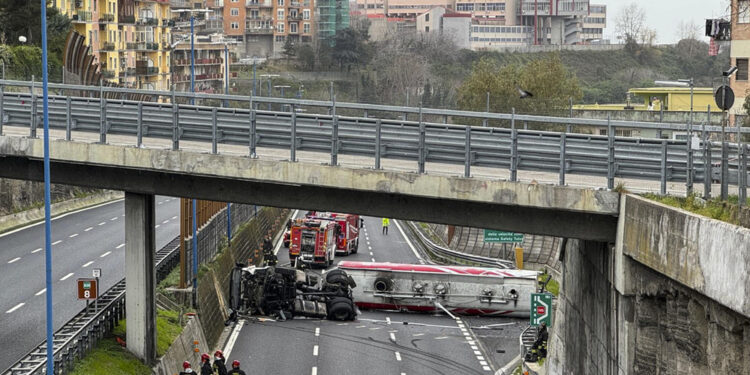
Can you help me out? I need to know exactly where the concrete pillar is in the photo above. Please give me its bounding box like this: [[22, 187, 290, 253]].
[[125, 192, 156, 363]]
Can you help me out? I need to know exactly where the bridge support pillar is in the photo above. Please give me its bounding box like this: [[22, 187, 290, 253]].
[[125, 192, 156, 363]]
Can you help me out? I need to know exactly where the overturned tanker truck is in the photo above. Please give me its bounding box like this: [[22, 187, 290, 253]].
[[227, 264, 358, 321], [337, 261, 539, 317]]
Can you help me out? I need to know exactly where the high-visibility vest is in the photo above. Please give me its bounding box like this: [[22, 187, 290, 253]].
[[382, 218, 390, 226]]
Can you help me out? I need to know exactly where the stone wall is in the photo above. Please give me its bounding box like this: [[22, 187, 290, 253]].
[[0, 178, 100, 216], [152, 315, 210, 375]]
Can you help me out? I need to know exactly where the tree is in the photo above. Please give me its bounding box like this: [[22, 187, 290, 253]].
[[282, 37, 296, 64], [331, 27, 371, 71], [0, 0, 69, 46], [677, 20, 700, 41], [615, 2, 657, 46], [457, 54, 583, 122]]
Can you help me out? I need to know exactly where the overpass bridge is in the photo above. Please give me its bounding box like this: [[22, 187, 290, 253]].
[[1, 80, 748, 373]]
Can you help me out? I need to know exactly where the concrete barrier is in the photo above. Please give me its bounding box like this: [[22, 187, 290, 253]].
[[152, 315, 210, 375]]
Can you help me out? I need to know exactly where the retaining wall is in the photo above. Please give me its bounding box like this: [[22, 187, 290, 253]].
[[152, 315, 210, 375]]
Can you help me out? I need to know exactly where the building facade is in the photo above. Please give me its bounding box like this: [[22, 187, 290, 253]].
[[731, 0, 750, 119], [273, 0, 316, 55], [55, 0, 172, 90], [318, 0, 350, 43], [581, 3, 605, 42]]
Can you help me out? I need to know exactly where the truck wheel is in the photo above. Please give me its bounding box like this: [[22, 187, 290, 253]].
[[352, 240, 358, 254], [325, 269, 349, 285], [327, 297, 355, 321]]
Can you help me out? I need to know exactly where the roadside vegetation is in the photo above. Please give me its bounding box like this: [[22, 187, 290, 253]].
[[68, 310, 184, 375], [642, 193, 750, 227], [539, 270, 559, 297]]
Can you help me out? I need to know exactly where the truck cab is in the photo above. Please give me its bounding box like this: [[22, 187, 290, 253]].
[[318, 213, 361, 255]]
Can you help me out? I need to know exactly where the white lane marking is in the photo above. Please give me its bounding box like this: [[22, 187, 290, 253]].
[[479, 360, 488, 366], [35, 289, 46, 296], [389, 333, 396, 342], [483, 366, 492, 371], [369, 327, 381, 331], [356, 325, 366, 328], [82, 261, 94, 268], [158, 201, 163, 205], [7, 257, 21, 264], [395, 352, 402, 361], [368, 245, 372, 250], [313, 345, 319, 356], [121, 214, 124, 217], [413, 333, 424, 337], [369, 252, 373, 256], [311, 367, 317, 375], [315, 327, 320, 337], [31, 248, 42, 253], [52, 240, 62, 245], [471, 345, 478, 350], [6, 303, 25, 314], [474, 350, 482, 355], [84, 227, 93, 232], [110, 217, 118, 221], [69, 233, 78, 238], [116, 243, 125, 249], [98, 222, 106, 226], [223, 320, 245, 359], [0, 199, 123, 239], [393, 220, 425, 264], [162, 220, 169, 224], [155, 224, 160, 228], [434, 336, 449, 340], [60, 273, 74, 281], [371, 258, 376, 262], [100, 251, 111, 258], [171, 216, 177, 220], [386, 317, 391, 325]]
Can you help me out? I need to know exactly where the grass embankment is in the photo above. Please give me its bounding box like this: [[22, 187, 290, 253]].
[[642, 194, 750, 226], [538, 271, 559, 297], [68, 310, 184, 375]]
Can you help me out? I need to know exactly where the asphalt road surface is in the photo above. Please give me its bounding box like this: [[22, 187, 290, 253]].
[[0, 196, 180, 370], [224, 215, 525, 374]]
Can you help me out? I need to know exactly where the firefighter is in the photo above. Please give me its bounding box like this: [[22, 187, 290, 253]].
[[381, 218, 390, 235], [180, 361, 195, 374], [200, 353, 214, 374], [213, 350, 228, 375], [262, 235, 273, 253], [262, 235, 277, 266], [227, 360, 246, 375]]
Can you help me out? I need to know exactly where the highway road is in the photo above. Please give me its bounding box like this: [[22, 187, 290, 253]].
[[0, 196, 180, 370], [223, 216, 525, 374]]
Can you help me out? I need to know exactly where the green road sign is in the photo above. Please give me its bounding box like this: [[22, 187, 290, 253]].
[[483, 229, 524, 243], [530, 293, 552, 327]]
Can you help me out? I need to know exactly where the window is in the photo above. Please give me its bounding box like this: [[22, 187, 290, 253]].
[[425, 14, 429, 22], [251, 10, 259, 18], [290, 23, 297, 33], [231, 22, 239, 29], [277, 9, 284, 20], [741, 0, 750, 24], [231, 8, 239, 16], [275, 35, 285, 42], [303, 9, 310, 20], [231, 0, 238, 2], [278, 0, 284, 5], [737, 58, 749, 81], [277, 23, 284, 33], [303, 22, 310, 33]]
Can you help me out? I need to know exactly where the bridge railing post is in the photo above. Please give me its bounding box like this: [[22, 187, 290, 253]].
[[65, 96, 72, 141], [331, 96, 338, 166], [418, 103, 425, 173], [99, 80, 107, 144], [375, 118, 382, 169], [739, 127, 746, 206], [607, 114, 615, 190], [464, 126, 471, 178], [559, 132, 566, 186], [291, 109, 297, 162], [703, 112, 711, 199], [136, 102, 143, 147], [249, 96, 257, 157], [171, 86, 179, 151], [30, 75, 37, 138], [211, 107, 218, 154], [660, 140, 668, 195]]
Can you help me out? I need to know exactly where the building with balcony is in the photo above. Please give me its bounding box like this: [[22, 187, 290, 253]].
[[581, 3, 605, 42], [730, 0, 749, 122], [55, 0, 171, 90], [171, 38, 236, 94], [272, 0, 316, 57]]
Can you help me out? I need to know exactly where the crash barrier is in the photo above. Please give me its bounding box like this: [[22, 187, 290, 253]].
[[1, 79, 748, 198], [405, 221, 515, 269], [2, 236, 181, 375], [196, 207, 291, 348], [424, 223, 562, 274], [152, 315, 210, 375], [182, 202, 258, 287]]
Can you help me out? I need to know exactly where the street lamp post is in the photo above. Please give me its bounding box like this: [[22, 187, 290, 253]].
[[259, 73, 279, 110], [275, 85, 290, 111]]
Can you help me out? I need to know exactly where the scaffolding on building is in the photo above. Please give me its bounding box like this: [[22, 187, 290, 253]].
[[317, 0, 350, 44]]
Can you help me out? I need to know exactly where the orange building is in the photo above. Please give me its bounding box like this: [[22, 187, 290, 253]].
[[730, 0, 750, 120]]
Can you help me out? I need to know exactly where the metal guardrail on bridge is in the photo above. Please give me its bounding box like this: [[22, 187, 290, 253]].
[[0, 79, 747, 198], [2, 236, 181, 375]]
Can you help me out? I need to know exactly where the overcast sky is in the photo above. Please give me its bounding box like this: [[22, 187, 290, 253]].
[[596, 0, 729, 44]]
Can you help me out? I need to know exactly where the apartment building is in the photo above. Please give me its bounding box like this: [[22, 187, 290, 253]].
[[171, 40, 236, 93], [55, 0, 172, 90], [581, 3, 605, 42], [272, 0, 316, 55], [416, 7, 471, 48], [730, 0, 750, 121]]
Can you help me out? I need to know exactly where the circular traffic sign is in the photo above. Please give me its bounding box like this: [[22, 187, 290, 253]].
[[715, 85, 735, 111]]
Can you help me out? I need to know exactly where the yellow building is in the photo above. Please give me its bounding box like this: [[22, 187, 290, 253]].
[[55, 0, 172, 90], [576, 87, 722, 113]]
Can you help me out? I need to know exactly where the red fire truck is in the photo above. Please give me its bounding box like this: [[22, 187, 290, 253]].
[[288, 219, 337, 268], [315, 213, 361, 255]]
